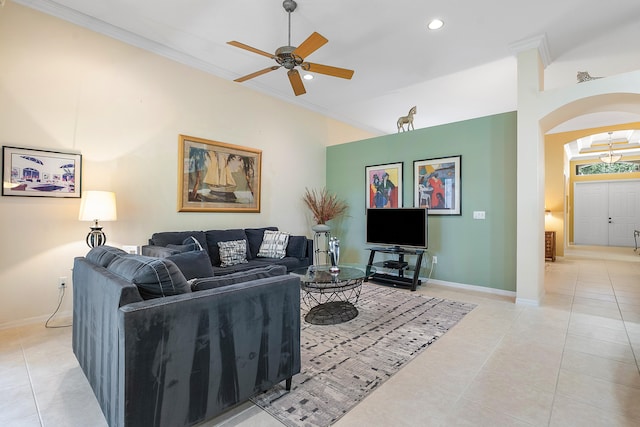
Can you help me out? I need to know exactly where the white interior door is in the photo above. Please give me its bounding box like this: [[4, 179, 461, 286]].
[[574, 180, 640, 247], [574, 182, 609, 245], [608, 181, 640, 246]]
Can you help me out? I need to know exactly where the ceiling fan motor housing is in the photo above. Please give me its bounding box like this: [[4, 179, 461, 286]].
[[275, 46, 302, 69]]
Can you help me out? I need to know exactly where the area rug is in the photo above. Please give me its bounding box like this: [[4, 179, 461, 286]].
[[250, 283, 476, 426]]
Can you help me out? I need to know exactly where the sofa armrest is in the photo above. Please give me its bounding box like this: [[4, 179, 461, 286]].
[[140, 245, 177, 258], [117, 275, 301, 426]]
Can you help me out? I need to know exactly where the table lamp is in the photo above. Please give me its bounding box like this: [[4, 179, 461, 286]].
[[78, 191, 117, 248]]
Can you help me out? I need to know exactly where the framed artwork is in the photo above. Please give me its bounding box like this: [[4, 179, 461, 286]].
[[413, 155, 461, 215], [178, 134, 261, 212], [2, 146, 81, 198], [365, 162, 403, 209]]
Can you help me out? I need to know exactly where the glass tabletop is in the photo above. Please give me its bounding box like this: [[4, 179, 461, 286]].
[[292, 265, 376, 284]]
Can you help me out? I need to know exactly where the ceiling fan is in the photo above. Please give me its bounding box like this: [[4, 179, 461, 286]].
[[227, 0, 354, 96]]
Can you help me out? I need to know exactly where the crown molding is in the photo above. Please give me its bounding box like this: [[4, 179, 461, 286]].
[[509, 33, 552, 68]]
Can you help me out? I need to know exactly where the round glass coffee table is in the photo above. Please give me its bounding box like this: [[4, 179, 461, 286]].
[[292, 265, 376, 325]]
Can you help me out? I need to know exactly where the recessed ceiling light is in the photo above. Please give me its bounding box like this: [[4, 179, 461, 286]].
[[427, 19, 444, 30], [303, 74, 314, 80]]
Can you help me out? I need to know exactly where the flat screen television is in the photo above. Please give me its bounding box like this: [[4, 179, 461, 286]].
[[366, 208, 428, 249]]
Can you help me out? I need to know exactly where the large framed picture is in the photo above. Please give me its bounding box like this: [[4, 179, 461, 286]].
[[365, 162, 403, 209], [413, 155, 461, 215], [2, 146, 81, 198], [178, 134, 261, 212]]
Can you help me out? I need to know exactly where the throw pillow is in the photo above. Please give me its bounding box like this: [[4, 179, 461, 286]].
[[245, 227, 279, 259], [166, 250, 214, 280], [257, 230, 290, 259], [286, 235, 307, 259], [206, 229, 250, 265], [167, 236, 205, 253], [150, 231, 207, 249], [106, 255, 191, 300], [190, 265, 287, 291], [218, 240, 249, 267], [85, 245, 127, 267]]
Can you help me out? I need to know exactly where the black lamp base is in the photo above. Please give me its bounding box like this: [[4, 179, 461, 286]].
[[86, 226, 106, 248]]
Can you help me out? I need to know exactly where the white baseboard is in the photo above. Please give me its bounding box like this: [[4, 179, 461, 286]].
[[514, 297, 541, 306], [371, 270, 517, 299], [425, 278, 517, 299]]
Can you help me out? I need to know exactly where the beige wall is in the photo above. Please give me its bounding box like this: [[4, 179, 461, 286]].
[[0, 3, 374, 327]]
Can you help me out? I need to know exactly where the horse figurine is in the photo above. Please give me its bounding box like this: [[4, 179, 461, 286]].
[[397, 106, 417, 132]]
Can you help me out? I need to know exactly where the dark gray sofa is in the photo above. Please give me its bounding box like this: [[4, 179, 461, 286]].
[[73, 246, 301, 427], [141, 226, 313, 275]]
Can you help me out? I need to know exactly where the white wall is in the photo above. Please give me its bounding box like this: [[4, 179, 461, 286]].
[[0, 3, 374, 327]]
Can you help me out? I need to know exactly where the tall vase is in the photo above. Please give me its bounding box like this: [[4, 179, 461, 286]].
[[311, 223, 331, 233]]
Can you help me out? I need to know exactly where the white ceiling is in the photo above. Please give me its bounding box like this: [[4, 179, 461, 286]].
[[12, 0, 640, 145]]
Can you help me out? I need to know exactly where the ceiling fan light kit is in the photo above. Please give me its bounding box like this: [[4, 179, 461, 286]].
[[227, 0, 354, 96]]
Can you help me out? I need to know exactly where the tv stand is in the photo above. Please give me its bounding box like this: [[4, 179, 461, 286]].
[[366, 246, 424, 291]]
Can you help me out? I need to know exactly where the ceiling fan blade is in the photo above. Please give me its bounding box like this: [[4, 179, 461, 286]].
[[302, 62, 354, 79], [292, 32, 328, 59], [287, 69, 306, 96], [234, 66, 280, 82], [227, 41, 275, 59]]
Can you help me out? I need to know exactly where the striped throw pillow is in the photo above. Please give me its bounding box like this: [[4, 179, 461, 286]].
[[257, 230, 290, 259]]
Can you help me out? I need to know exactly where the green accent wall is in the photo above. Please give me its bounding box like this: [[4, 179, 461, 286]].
[[326, 111, 517, 292]]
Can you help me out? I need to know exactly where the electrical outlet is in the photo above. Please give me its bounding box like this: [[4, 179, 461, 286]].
[[122, 245, 139, 255], [433, 256, 438, 264], [58, 276, 67, 289]]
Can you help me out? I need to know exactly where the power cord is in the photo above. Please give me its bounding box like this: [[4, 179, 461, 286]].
[[422, 251, 435, 283], [45, 286, 72, 328]]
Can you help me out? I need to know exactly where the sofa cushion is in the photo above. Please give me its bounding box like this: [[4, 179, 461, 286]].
[[189, 265, 287, 291], [166, 250, 214, 280], [245, 227, 278, 259], [286, 235, 307, 259], [85, 245, 127, 267], [218, 240, 249, 267], [251, 257, 307, 271], [167, 236, 204, 253], [257, 230, 290, 259], [106, 255, 191, 300], [150, 231, 207, 253], [206, 229, 250, 265]]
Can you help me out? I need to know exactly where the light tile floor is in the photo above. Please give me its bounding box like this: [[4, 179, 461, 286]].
[[1, 246, 639, 426]]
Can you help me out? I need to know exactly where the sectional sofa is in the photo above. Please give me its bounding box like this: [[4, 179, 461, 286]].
[[141, 226, 313, 275], [72, 245, 301, 427]]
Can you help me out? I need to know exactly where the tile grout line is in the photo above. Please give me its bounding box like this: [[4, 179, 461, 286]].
[[19, 330, 45, 427], [607, 259, 640, 376], [545, 259, 578, 426]]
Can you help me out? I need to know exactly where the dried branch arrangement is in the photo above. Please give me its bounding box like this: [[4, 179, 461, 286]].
[[302, 187, 348, 224]]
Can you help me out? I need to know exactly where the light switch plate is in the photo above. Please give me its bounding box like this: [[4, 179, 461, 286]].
[[473, 211, 486, 220]]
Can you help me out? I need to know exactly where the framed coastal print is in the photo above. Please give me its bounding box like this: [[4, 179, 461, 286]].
[[178, 135, 261, 212], [413, 155, 461, 215], [365, 162, 403, 209], [2, 146, 81, 198]]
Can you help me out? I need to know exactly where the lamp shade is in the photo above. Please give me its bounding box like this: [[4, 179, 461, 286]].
[[79, 191, 117, 222]]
